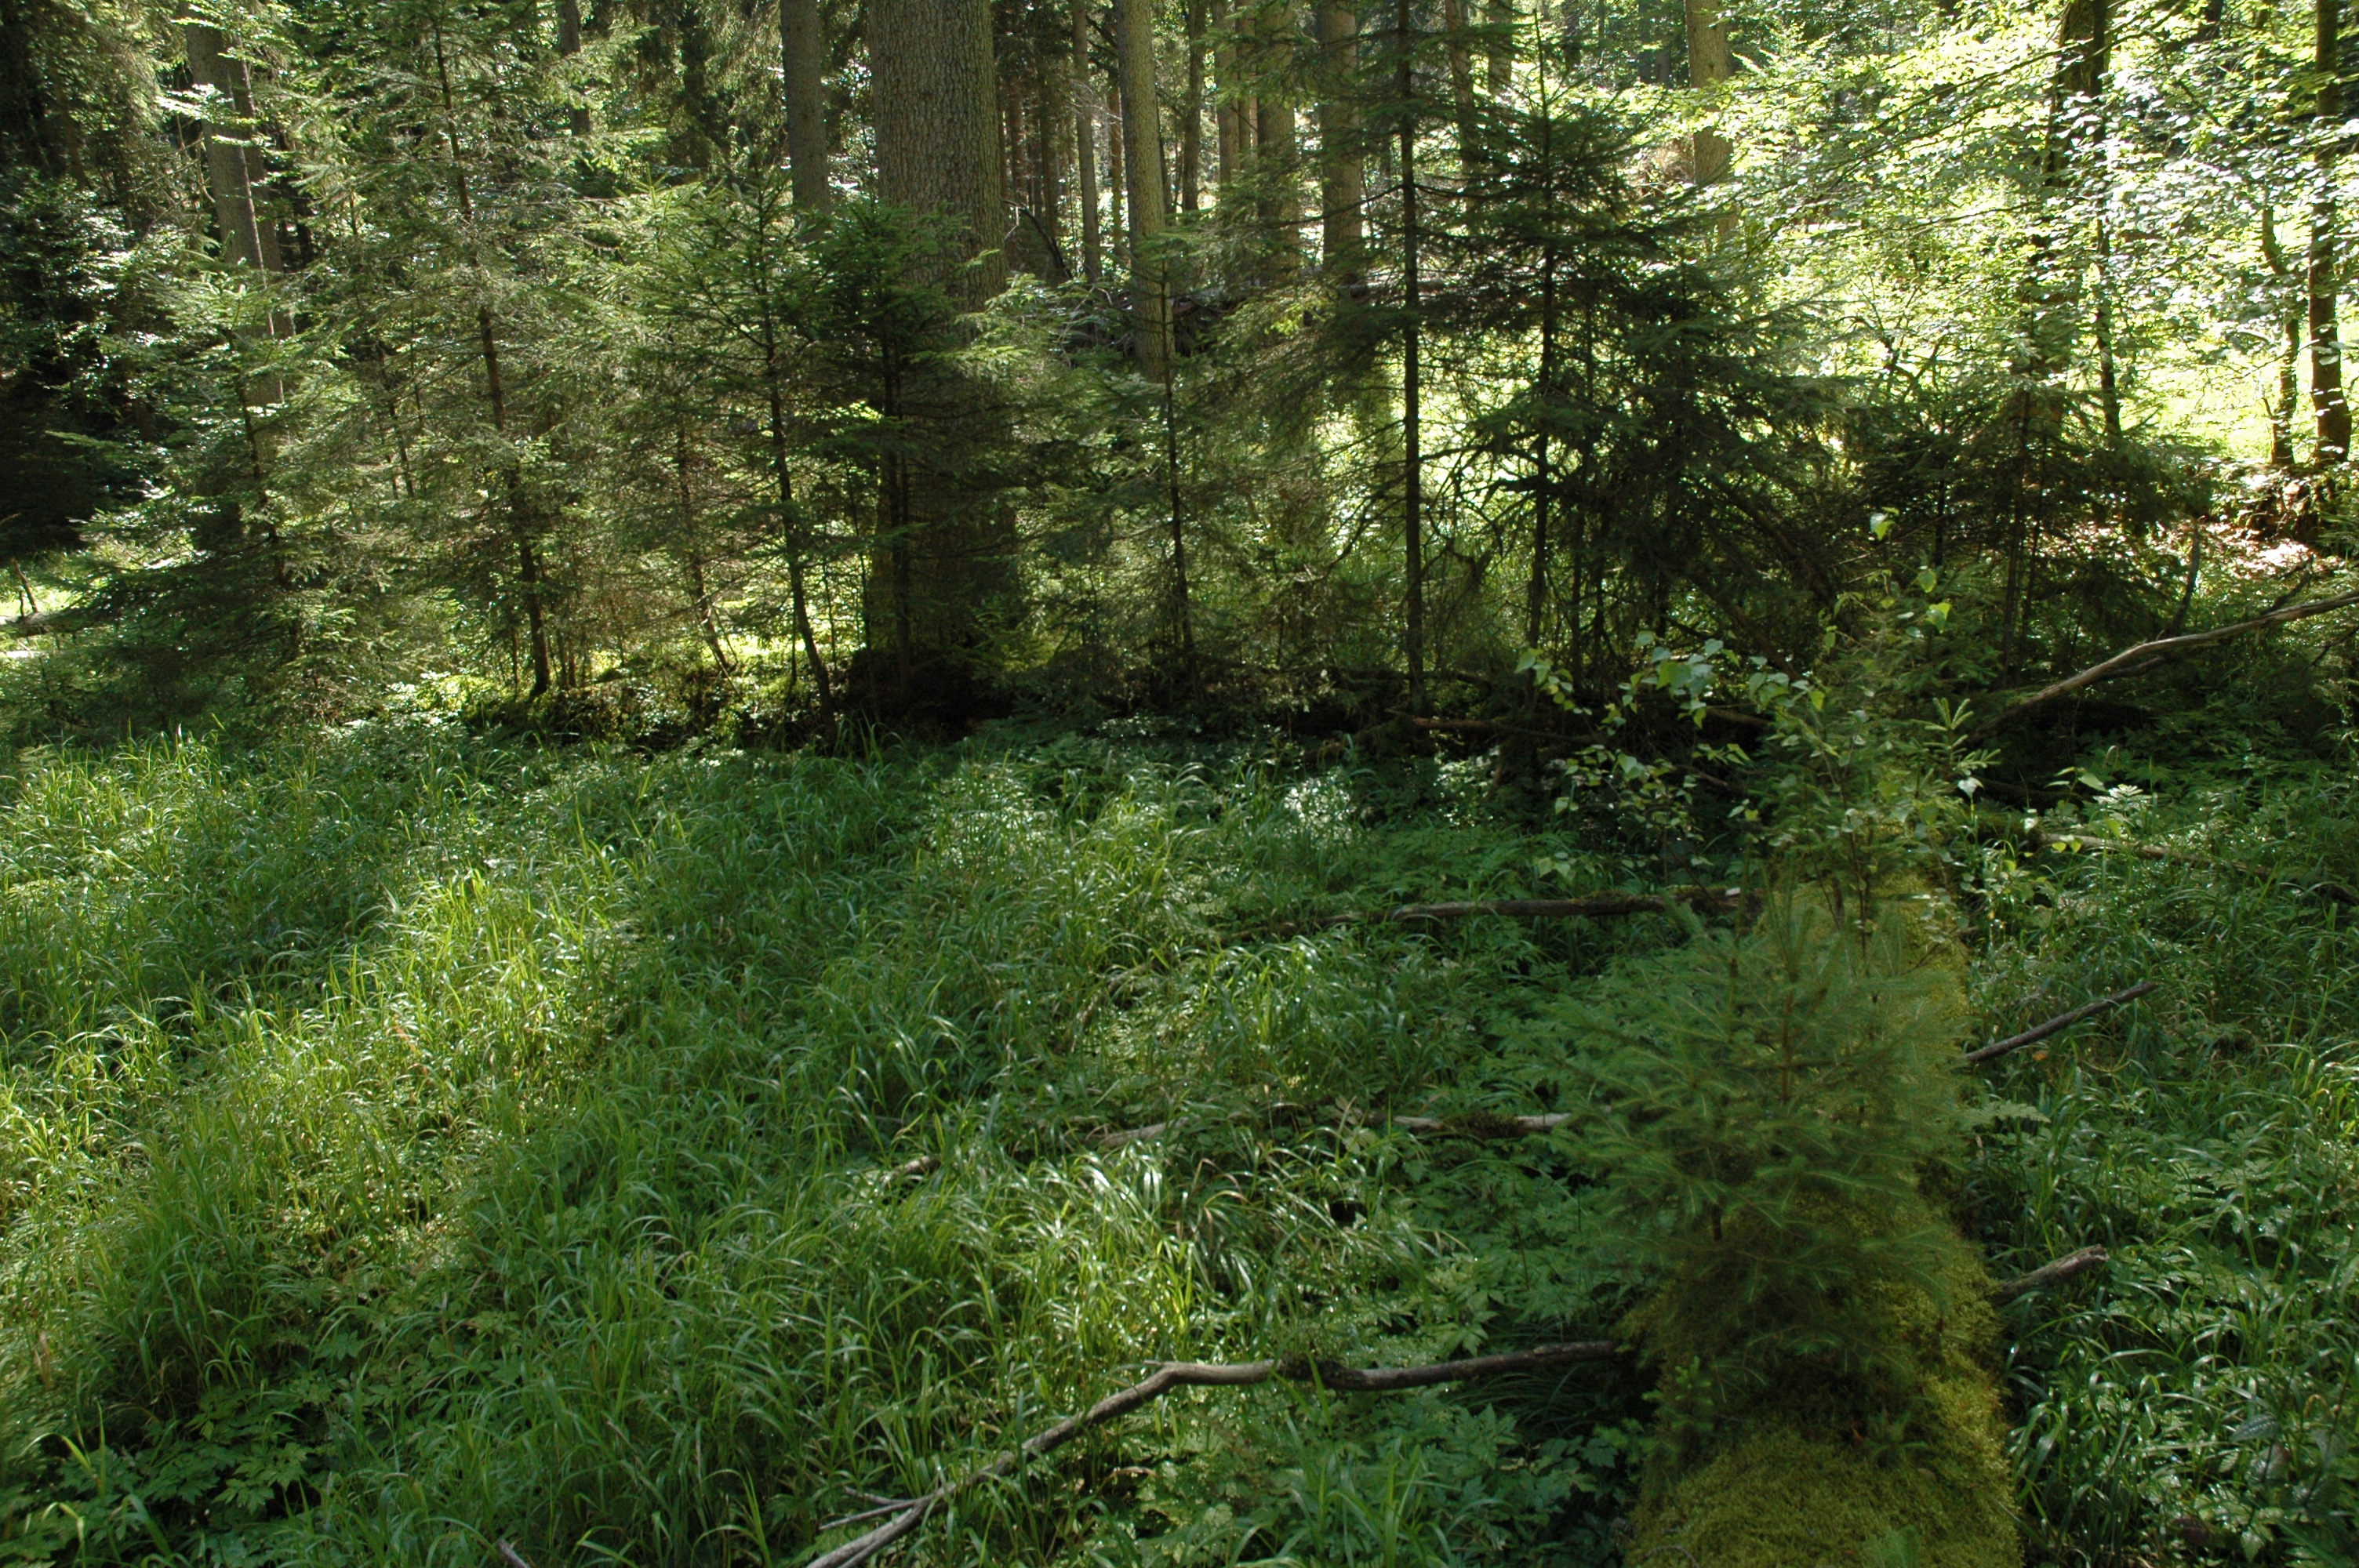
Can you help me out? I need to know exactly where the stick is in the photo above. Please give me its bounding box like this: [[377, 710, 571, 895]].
[[801, 1341, 1623, 1568], [498, 1542, 536, 1568], [1990, 1245, 2110, 1304], [1961, 981, 2157, 1065], [1967, 590, 2359, 742]]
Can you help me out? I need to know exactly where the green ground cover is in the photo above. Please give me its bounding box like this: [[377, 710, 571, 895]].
[[0, 724, 2354, 1566]]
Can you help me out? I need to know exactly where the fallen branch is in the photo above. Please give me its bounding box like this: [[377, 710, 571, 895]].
[[1267, 886, 1741, 936], [1968, 590, 2359, 743], [1990, 1245, 2110, 1304], [1961, 981, 2157, 1066], [497, 1543, 536, 1568], [1095, 1108, 1569, 1149], [803, 1341, 1623, 1568], [2035, 832, 2359, 907]]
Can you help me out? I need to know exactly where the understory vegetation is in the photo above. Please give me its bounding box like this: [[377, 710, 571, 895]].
[[2, 696, 2355, 1566]]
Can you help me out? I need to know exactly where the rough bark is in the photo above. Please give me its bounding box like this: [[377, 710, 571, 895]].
[[1183, 0, 1205, 209], [1318, 1, 1363, 277], [1214, 0, 1242, 184], [1254, 2, 1299, 271], [1114, 0, 1172, 376], [781, 0, 830, 210], [870, 0, 1005, 301], [2313, 0, 2350, 462], [557, 0, 591, 136], [184, 25, 271, 274], [1077, 0, 1103, 281], [1683, 0, 1730, 187]]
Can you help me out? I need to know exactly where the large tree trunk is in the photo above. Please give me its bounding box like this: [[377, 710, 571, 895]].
[[184, 25, 272, 276], [1254, 3, 1300, 274], [1115, 0, 1173, 377], [1183, 1, 1205, 210], [1215, 0, 1242, 184], [781, 0, 830, 210], [2313, 0, 2350, 463], [871, 0, 1005, 300], [863, 0, 1017, 714], [1318, 1, 1362, 278]]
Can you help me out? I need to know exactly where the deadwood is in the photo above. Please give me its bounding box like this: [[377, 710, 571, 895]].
[[1095, 1108, 1569, 1149], [2034, 832, 2359, 906], [1967, 590, 2359, 743], [1961, 981, 2157, 1066], [1263, 886, 1741, 936], [1991, 1245, 2110, 1304], [801, 1341, 1623, 1568]]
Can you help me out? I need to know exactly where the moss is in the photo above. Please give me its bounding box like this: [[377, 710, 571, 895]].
[[1630, 1207, 2019, 1568]]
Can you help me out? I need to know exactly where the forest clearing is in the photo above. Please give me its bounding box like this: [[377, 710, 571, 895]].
[[7, 0, 2359, 1563]]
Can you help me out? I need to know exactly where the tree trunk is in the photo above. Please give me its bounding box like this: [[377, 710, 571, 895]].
[[1318, 1, 1363, 278], [1078, 0, 1103, 281], [1396, 0, 1424, 714], [557, 0, 592, 136], [1485, 0, 1512, 96], [2265, 205, 2302, 470], [870, 0, 1005, 301], [1115, 0, 1172, 377], [1255, 5, 1299, 274], [184, 23, 284, 405], [1442, 0, 1475, 168], [1183, 1, 1205, 210], [1684, 0, 1730, 187], [782, 0, 830, 210], [1215, 0, 1242, 184], [2313, 0, 2350, 463]]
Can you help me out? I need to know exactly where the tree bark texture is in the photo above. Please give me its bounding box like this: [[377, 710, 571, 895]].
[[1684, 0, 1730, 187], [870, 0, 1005, 301], [781, 0, 830, 210], [2313, 0, 2350, 462], [1077, 0, 1103, 281], [1114, 0, 1172, 376], [1318, 1, 1363, 277]]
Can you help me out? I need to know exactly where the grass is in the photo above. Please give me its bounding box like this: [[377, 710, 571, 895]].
[[0, 719, 2354, 1566]]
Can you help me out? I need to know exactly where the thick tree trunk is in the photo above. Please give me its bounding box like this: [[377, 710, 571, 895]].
[[1183, 1, 1205, 210], [1254, 5, 1300, 273], [1115, 0, 1172, 376], [2313, 0, 2350, 463], [1215, 0, 1242, 184], [782, 0, 830, 210], [184, 26, 271, 274], [870, 0, 1005, 301], [1318, 1, 1363, 278]]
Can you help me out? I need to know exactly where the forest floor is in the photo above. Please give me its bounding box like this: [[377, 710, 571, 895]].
[[1, 720, 2355, 1566]]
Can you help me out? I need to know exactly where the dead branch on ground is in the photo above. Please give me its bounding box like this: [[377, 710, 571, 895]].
[[1991, 1245, 2110, 1304], [1961, 981, 2158, 1066]]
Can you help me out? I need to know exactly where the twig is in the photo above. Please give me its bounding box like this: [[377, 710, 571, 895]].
[[801, 1341, 1624, 1568], [1961, 981, 2157, 1066], [498, 1542, 536, 1568], [1990, 1245, 2110, 1304], [887, 1155, 940, 1181], [1967, 590, 2359, 742]]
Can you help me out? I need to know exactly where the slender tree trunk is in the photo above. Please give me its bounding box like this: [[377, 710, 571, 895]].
[[1318, 1, 1363, 278], [1078, 0, 1103, 281], [475, 307, 551, 697], [765, 329, 832, 708], [1684, 0, 1730, 188], [674, 436, 735, 677], [1115, 0, 1172, 377], [1485, 0, 1512, 95], [1442, 0, 1475, 169], [1183, 1, 1205, 209], [2313, 0, 2350, 463], [2265, 205, 2303, 470], [184, 22, 283, 403], [782, 0, 830, 210], [1396, 0, 1424, 713], [1215, 0, 1242, 184], [1255, 5, 1299, 273], [557, 0, 591, 136]]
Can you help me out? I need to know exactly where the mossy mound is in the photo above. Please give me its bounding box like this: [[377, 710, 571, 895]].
[[1630, 1211, 2020, 1568]]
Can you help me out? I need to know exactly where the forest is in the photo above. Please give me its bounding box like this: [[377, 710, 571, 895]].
[[6, 0, 2359, 1562]]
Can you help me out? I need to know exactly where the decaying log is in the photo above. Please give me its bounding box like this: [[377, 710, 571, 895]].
[[1968, 590, 2359, 743], [1961, 981, 2157, 1066], [801, 1341, 1624, 1568], [1990, 1245, 2110, 1304]]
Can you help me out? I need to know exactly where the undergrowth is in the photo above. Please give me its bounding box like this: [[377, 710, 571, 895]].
[[0, 719, 2352, 1566]]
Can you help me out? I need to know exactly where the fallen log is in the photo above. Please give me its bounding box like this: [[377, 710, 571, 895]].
[[1961, 981, 2157, 1066], [1094, 1108, 1569, 1149], [802, 1340, 1625, 1568], [1968, 590, 2359, 743], [2034, 831, 2359, 906], [1990, 1245, 2110, 1304]]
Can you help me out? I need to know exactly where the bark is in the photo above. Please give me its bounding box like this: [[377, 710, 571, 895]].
[[557, 0, 592, 136], [782, 0, 830, 210], [1214, 0, 1242, 184], [1115, 0, 1172, 377], [2313, 0, 2350, 463], [1183, 1, 1205, 209], [2264, 205, 2303, 470], [184, 23, 282, 405], [1396, 0, 1424, 713], [1254, 2, 1299, 271], [1684, 0, 1730, 187], [1485, 0, 1512, 95], [1442, 0, 1475, 166], [1318, 1, 1363, 278], [870, 0, 1005, 302], [1077, 1, 1103, 281]]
